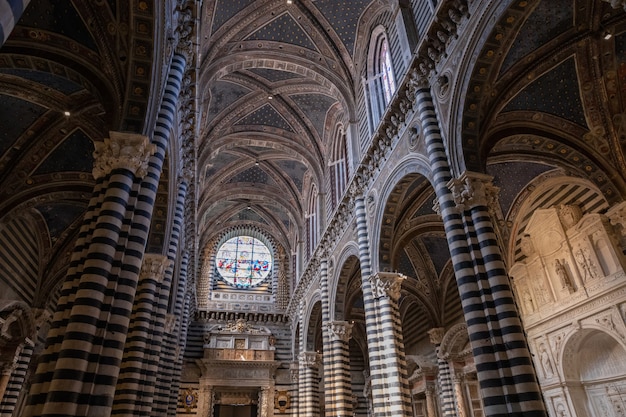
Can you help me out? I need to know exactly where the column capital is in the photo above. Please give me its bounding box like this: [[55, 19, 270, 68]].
[[369, 272, 406, 301], [326, 320, 353, 342], [298, 351, 320, 368], [406, 67, 430, 100], [92, 131, 156, 180], [348, 175, 366, 200], [140, 254, 172, 283], [427, 327, 445, 345], [447, 171, 498, 212]]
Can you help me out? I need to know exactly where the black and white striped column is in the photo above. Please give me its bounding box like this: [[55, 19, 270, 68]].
[[428, 328, 456, 417], [319, 259, 333, 414], [24, 52, 187, 417], [298, 351, 321, 417], [452, 171, 544, 416], [324, 321, 354, 417], [0, 339, 33, 416], [24, 131, 157, 417], [369, 272, 412, 416], [354, 194, 406, 417], [0, 0, 30, 45], [414, 85, 546, 417], [111, 254, 171, 416]]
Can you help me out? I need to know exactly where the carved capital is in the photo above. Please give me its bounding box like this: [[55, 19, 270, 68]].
[[298, 351, 320, 368], [326, 321, 353, 342], [406, 68, 429, 100], [348, 173, 366, 199], [428, 327, 445, 345], [140, 254, 172, 283], [92, 132, 156, 180], [447, 171, 497, 211], [369, 272, 405, 301]]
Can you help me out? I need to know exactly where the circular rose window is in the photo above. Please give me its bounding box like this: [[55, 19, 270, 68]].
[[215, 235, 272, 288]]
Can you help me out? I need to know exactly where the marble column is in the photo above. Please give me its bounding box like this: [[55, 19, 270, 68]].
[[453, 374, 468, 417], [112, 254, 172, 415], [425, 385, 438, 417], [369, 272, 413, 417], [298, 351, 321, 417], [24, 132, 157, 417], [324, 321, 354, 417], [413, 81, 547, 417], [429, 328, 456, 417]]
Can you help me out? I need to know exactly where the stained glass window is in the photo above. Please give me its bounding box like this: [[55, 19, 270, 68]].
[[380, 38, 395, 104], [216, 236, 272, 288]]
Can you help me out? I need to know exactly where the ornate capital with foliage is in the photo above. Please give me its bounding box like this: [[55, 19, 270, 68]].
[[92, 132, 156, 180]]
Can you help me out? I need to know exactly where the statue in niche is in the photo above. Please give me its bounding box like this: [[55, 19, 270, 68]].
[[539, 343, 554, 378], [575, 247, 599, 281], [555, 259, 575, 293]]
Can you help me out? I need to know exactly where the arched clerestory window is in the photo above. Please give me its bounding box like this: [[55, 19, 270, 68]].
[[306, 184, 318, 258], [365, 26, 396, 133], [329, 124, 349, 210]]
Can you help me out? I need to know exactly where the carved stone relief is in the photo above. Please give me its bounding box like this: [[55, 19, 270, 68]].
[[510, 203, 626, 417]]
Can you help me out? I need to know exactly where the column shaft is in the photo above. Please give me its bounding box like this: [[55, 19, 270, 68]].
[[353, 196, 386, 417], [325, 322, 353, 417], [414, 85, 546, 417], [24, 51, 187, 417], [298, 352, 320, 417], [370, 273, 412, 416], [112, 254, 171, 416], [0, 341, 33, 416]]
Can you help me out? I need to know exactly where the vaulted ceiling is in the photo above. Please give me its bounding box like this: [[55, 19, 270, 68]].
[[2, 0, 626, 312], [195, 0, 380, 252]]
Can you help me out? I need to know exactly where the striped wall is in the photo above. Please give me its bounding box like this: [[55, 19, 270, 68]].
[[0, 216, 39, 304]]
